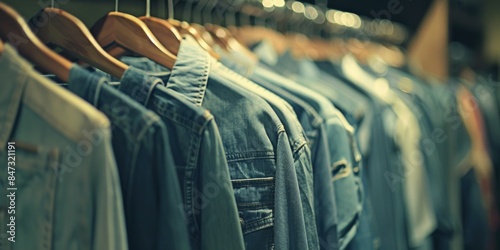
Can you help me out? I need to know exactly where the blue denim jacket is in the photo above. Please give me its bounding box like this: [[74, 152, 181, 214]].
[[94, 66, 246, 250], [122, 57, 319, 250], [266, 49, 402, 250], [243, 47, 364, 249], [316, 58, 432, 249], [219, 50, 343, 250], [430, 82, 472, 250], [211, 63, 319, 250], [119, 37, 308, 250], [255, 67, 363, 249], [364, 64, 458, 249], [66, 65, 191, 250], [227, 64, 341, 250], [0, 43, 128, 250], [269, 54, 376, 250]]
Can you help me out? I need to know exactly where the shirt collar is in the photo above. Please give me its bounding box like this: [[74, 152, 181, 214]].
[[120, 37, 211, 107], [119, 66, 164, 106], [0, 44, 110, 146], [165, 36, 210, 107], [68, 64, 109, 107]]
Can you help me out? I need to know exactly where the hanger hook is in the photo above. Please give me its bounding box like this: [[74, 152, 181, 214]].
[[51, 0, 54, 8], [115, 0, 118, 12], [146, 0, 150, 17], [167, 0, 174, 19], [193, 0, 207, 24]]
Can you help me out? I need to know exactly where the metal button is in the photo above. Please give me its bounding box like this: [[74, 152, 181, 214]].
[[239, 217, 245, 228]]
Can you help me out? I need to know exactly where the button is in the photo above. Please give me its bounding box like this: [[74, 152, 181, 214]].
[[373, 238, 381, 249], [239, 218, 245, 228], [398, 77, 414, 93], [353, 166, 360, 173]]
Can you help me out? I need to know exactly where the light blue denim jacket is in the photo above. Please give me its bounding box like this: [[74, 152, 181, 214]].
[[253, 65, 363, 249], [211, 62, 319, 250], [255, 50, 379, 250], [245, 50, 363, 250], [119, 37, 308, 250], [0, 44, 128, 249], [219, 50, 342, 250]]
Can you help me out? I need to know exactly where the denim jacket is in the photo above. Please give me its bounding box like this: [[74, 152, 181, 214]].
[[212, 63, 319, 250], [219, 50, 343, 250], [95, 66, 246, 250], [247, 52, 364, 250], [66, 65, 191, 250], [0, 43, 128, 250], [120, 37, 308, 250], [264, 52, 379, 250]]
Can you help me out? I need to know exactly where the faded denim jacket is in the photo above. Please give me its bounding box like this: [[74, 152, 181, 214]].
[[219, 49, 344, 250], [245, 45, 364, 249], [119, 37, 308, 250], [212, 62, 319, 250], [0, 43, 128, 249]]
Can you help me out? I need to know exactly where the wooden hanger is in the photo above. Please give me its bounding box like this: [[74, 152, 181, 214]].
[[0, 3, 71, 82], [30, 8, 128, 79], [190, 23, 215, 47], [168, 19, 220, 59], [91, 12, 176, 69], [232, 26, 289, 55], [205, 24, 258, 62], [139, 16, 182, 55], [204, 23, 230, 52]]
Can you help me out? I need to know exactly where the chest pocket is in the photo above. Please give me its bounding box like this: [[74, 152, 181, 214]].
[[232, 176, 275, 250]]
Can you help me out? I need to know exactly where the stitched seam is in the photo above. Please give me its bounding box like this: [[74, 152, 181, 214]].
[[226, 151, 275, 162], [152, 98, 210, 135], [242, 217, 274, 235]]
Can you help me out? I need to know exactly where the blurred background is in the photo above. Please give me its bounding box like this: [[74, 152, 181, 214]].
[[2, 0, 499, 81]]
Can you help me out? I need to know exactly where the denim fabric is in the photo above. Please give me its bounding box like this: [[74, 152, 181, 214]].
[[212, 62, 319, 250], [369, 64, 457, 250], [244, 47, 363, 249], [409, 78, 456, 250], [313, 57, 409, 250], [455, 83, 496, 250], [97, 66, 246, 250], [273, 57, 376, 250], [355, 61, 443, 248], [66, 65, 190, 250], [220, 50, 337, 250], [470, 79, 500, 245], [312, 60, 372, 153], [119, 37, 308, 250], [460, 168, 489, 250], [261, 52, 377, 250], [428, 83, 472, 250], [293, 59, 381, 250], [471, 79, 500, 177], [251, 42, 367, 131], [341, 55, 438, 248], [0, 43, 128, 249]]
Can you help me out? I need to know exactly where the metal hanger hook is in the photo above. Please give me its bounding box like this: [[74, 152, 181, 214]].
[[167, 0, 174, 19]]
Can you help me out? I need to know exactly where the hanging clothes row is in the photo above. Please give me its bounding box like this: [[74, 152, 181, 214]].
[[0, 1, 499, 250]]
